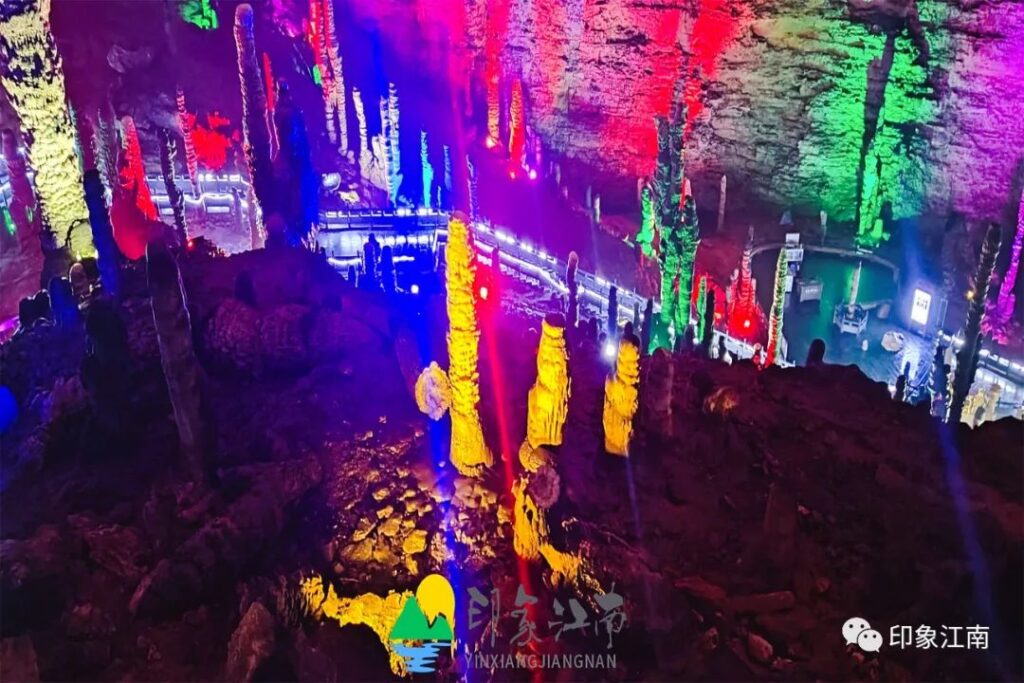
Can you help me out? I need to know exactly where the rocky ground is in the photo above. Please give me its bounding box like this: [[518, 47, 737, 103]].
[[1, 246, 1021, 681]]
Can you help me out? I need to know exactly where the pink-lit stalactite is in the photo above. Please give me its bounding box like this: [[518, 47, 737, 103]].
[[235, 4, 276, 229], [119, 116, 157, 220], [986, 190, 1023, 342], [176, 88, 199, 196], [262, 53, 279, 159], [321, 0, 347, 155], [483, 0, 508, 147], [508, 78, 526, 171]]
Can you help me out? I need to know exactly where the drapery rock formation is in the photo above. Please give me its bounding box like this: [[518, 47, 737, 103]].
[[603, 334, 641, 456], [0, 0, 91, 255], [350, 0, 1024, 223], [445, 215, 493, 476]]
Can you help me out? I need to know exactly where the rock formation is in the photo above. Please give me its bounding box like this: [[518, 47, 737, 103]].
[[82, 170, 121, 300], [947, 223, 1001, 424], [414, 362, 452, 420], [234, 4, 275, 232], [445, 215, 492, 475], [147, 242, 210, 483], [157, 128, 188, 246], [523, 314, 570, 468], [765, 249, 787, 366], [603, 334, 640, 456], [0, 0, 91, 255]]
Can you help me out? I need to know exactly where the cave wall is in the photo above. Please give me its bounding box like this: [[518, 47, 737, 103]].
[[345, 0, 1024, 224]]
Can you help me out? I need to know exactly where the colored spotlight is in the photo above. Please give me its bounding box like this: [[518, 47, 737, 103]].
[[602, 340, 617, 362], [528, 168, 537, 181], [410, 283, 420, 295], [479, 286, 489, 301], [743, 319, 751, 329]]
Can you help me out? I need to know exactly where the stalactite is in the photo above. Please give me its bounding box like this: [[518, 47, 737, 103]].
[[420, 131, 433, 209], [508, 78, 526, 168], [0, 0, 92, 255], [147, 242, 210, 484], [175, 88, 199, 195], [83, 170, 121, 300], [157, 128, 188, 246], [603, 335, 640, 457], [524, 314, 570, 464], [379, 84, 402, 207], [467, 157, 479, 220], [985, 190, 1023, 342], [486, 69, 500, 145], [322, 0, 347, 155], [353, 88, 371, 180], [445, 215, 493, 476], [234, 4, 275, 231], [947, 223, 1002, 425], [247, 183, 262, 249], [442, 145, 453, 209], [566, 251, 579, 329], [262, 53, 279, 159], [766, 249, 788, 366]]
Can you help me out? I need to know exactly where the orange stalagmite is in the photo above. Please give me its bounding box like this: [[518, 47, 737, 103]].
[[521, 313, 570, 471], [445, 215, 493, 476], [512, 476, 547, 561], [603, 335, 641, 456]]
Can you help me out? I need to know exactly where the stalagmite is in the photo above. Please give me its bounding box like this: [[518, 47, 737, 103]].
[[234, 4, 275, 231], [262, 53, 279, 158], [522, 314, 570, 471], [157, 128, 188, 246], [82, 170, 121, 300], [566, 251, 579, 329], [93, 105, 119, 194], [175, 88, 199, 195], [119, 116, 157, 221], [147, 242, 210, 484], [947, 223, 1002, 425], [603, 335, 641, 456], [512, 476, 547, 561], [0, 0, 92, 255], [445, 215, 493, 475], [766, 249, 788, 366], [323, 0, 347, 155], [386, 83, 401, 205]]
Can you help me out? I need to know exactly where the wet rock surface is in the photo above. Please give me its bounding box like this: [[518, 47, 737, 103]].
[[0, 248, 1020, 681]]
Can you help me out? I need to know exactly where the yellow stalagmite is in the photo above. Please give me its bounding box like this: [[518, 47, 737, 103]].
[[0, 0, 91, 255], [445, 214, 493, 475], [525, 313, 571, 454], [512, 475, 547, 561], [603, 335, 641, 456]]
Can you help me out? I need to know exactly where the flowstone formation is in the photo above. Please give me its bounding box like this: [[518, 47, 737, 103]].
[[0, 0, 91, 255], [522, 313, 570, 471], [414, 361, 451, 421], [603, 335, 641, 456], [445, 215, 493, 476], [660, 195, 700, 345], [985, 189, 1023, 343]]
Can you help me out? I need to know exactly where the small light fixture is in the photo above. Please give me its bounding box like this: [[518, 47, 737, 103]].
[[602, 340, 617, 362]]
